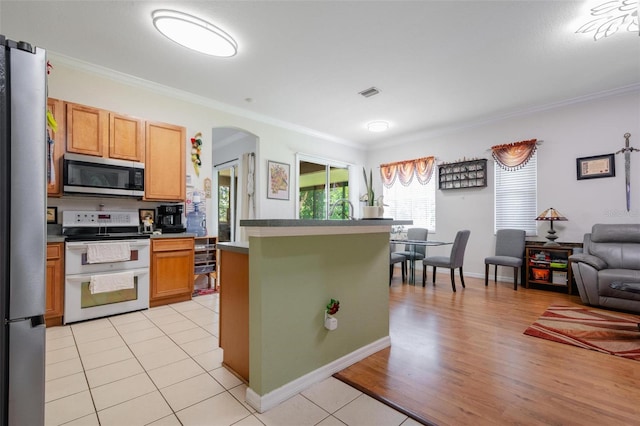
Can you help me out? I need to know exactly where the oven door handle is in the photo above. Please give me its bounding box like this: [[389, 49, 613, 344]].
[[66, 241, 150, 250], [65, 268, 149, 282]]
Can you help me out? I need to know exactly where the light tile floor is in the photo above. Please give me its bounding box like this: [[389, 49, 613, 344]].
[[45, 293, 420, 426]]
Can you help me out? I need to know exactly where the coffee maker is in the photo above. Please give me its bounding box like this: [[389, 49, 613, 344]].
[[156, 204, 186, 233]]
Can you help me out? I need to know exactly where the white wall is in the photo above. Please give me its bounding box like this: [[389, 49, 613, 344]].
[[258, 131, 366, 219], [367, 89, 640, 278], [48, 56, 640, 280], [47, 56, 367, 232]]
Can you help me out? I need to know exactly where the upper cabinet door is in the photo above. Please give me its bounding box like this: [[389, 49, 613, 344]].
[[47, 98, 65, 197], [109, 113, 145, 162], [145, 121, 186, 201], [66, 102, 108, 157]]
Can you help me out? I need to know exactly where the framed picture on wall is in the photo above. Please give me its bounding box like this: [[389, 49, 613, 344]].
[[138, 208, 155, 224], [267, 160, 290, 200], [46, 206, 57, 224], [576, 153, 615, 180]]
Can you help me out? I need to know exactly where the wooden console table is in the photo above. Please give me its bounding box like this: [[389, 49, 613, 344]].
[[525, 242, 581, 294]]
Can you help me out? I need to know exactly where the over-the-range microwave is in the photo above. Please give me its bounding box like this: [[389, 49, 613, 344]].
[[63, 153, 145, 197]]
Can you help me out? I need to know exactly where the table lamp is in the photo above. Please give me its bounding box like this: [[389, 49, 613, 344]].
[[536, 207, 568, 246]]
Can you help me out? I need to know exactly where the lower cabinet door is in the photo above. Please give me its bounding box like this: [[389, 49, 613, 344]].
[[150, 238, 194, 307], [45, 243, 64, 327]]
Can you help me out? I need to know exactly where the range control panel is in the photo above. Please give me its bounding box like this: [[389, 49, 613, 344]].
[[62, 210, 140, 227]]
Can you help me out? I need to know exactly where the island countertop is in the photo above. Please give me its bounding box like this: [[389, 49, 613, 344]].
[[240, 219, 412, 237], [217, 241, 249, 254]]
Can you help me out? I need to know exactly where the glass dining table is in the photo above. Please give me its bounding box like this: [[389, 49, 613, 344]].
[[390, 239, 453, 285]]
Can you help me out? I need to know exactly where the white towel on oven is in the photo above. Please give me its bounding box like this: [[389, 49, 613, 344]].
[[89, 271, 135, 294], [86, 242, 131, 264]]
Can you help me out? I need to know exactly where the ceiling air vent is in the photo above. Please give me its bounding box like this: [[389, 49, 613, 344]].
[[358, 87, 380, 98]]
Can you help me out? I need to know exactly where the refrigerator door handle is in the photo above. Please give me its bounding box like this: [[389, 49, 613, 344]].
[[31, 315, 45, 327], [5, 315, 45, 325]]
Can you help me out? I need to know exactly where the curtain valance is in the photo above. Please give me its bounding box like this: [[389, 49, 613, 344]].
[[491, 139, 537, 171], [380, 156, 435, 188]]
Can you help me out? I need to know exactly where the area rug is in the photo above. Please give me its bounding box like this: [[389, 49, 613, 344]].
[[524, 305, 640, 361], [192, 287, 218, 296]]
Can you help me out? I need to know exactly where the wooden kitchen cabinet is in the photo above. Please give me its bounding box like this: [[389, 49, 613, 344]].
[[150, 237, 194, 307], [45, 242, 64, 327], [66, 102, 145, 162], [109, 113, 145, 161], [47, 98, 65, 197], [66, 102, 108, 157], [145, 121, 186, 201]]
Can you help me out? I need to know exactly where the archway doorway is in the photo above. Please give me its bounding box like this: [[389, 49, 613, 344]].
[[212, 127, 258, 242]]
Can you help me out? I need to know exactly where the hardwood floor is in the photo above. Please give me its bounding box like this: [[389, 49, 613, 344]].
[[335, 271, 640, 426]]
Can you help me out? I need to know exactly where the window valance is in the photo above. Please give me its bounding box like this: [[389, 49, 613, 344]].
[[380, 156, 435, 188], [491, 139, 537, 171]]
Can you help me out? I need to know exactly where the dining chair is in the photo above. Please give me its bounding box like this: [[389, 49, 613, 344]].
[[484, 229, 526, 290], [393, 227, 428, 277], [422, 230, 471, 292], [390, 252, 406, 285]]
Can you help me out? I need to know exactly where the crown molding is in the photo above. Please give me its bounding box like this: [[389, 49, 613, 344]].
[[49, 52, 638, 153], [372, 83, 640, 149], [48, 52, 361, 148]]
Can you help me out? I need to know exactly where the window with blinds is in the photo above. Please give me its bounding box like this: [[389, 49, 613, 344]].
[[383, 175, 436, 231], [494, 151, 537, 235]]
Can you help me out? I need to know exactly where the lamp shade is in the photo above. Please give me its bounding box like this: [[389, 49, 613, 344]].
[[536, 208, 567, 246], [536, 208, 568, 221]]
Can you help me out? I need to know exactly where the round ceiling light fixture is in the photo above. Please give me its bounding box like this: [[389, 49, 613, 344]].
[[152, 9, 238, 57], [367, 120, 390, 132]]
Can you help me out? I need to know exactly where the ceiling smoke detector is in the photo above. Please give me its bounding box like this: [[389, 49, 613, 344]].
[[358, 87, 380, 98]]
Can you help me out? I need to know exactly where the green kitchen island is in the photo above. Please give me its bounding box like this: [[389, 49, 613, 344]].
[[217, 219, 411, 413]]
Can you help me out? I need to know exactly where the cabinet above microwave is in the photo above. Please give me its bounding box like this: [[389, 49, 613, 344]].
[[66, 102, 145, 162]]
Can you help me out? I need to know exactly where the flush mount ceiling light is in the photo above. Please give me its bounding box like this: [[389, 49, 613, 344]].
[[152, 9, 237, 57], [575, 0, 639, 41], [367, 121, 390, 132]]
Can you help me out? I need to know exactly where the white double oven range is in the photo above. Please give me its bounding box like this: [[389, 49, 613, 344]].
[[62, 210, 150, 324]]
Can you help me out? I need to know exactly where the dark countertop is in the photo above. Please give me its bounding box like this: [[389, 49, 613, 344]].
[[240, 219, 412, 227], [150, 232, 196, 239], [217, 241, 249, 254]]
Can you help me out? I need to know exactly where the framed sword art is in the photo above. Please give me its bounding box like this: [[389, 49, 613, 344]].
[[576, 153, 615, 180]]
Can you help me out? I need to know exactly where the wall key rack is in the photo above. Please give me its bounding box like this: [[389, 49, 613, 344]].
[[438, 158, 487, 190]]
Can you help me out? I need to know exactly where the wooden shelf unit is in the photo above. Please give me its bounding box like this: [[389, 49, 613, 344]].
[[194, 236, 217, 293], [438, 159, 487, 190], [525, 244, 574, 294]]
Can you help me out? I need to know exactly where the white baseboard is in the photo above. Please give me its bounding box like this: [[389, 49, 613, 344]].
[[245, 335, 391, 413]]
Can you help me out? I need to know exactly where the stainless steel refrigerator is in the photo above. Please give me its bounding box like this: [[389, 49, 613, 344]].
[[0, 35, 47, 426]]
